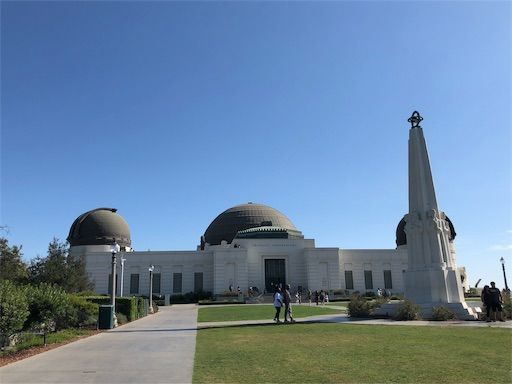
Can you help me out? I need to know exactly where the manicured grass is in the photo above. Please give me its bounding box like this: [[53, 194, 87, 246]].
[[194, 324, 512, 383], [197, 304, 343, 322]]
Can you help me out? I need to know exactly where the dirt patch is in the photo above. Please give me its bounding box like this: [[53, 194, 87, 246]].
[[0, 330, 101, 367]]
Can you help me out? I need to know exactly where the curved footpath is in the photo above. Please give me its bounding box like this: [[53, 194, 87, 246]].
[[1, 304, 510, 384]]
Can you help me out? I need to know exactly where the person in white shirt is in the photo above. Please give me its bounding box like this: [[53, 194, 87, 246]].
[[273, 287, 283, 323]]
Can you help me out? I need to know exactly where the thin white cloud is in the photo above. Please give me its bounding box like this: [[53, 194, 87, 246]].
[[489, 244, 512, 251]]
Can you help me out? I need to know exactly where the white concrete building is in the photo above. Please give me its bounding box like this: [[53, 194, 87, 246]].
[[69, 203, 466, 298], [70, 113, 469, 299]]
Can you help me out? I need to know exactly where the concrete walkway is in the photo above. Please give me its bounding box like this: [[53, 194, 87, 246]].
[[0, 304, 198, 384], [199, 313, 512, 329]]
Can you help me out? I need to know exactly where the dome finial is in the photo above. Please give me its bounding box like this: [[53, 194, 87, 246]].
[[408, 111, 423, 128]]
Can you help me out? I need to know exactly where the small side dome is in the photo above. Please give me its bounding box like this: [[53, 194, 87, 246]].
[[67, 208, 131, 247], [396, 214, 456, 247], [204, 203, 298, 246]]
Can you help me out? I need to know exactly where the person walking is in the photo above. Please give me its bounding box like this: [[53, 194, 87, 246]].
[[283, 284, 295, 323], [488, 281, 505, 322], [481, 285, 492, 322], [273, 287, 283, 323]]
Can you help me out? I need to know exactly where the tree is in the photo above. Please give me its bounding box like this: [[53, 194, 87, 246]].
[[28, 238, 92, 293], [0, 237, 28, 283], [0, 280, 29, 347]]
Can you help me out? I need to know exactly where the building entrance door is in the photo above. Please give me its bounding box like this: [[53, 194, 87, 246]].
[[265, 259, 286, 292]]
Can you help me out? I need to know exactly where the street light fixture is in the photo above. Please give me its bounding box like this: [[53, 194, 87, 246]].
[[500, 257, 509, 292], [120, 255, 127, 297], [149, 265, 155, 314], [110, 241, 120, 307]]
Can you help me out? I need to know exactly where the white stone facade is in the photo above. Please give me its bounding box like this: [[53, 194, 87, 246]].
[[75, 238, 436, 297]]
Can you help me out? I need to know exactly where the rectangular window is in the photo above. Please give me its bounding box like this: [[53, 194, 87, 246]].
[[152, 273, 161, 294], [384, 270, 393, 289], [364, 270, 373, 290], [108, 274, 118, 295], [344, 271, 354, 290], [130, 274, 139, 294], [194, 272, 203, 293], [173, 273, 182, 293]]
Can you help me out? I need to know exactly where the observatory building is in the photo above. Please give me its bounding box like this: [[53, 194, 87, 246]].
[[69, 203, 466, 297], [70, 113, 469, 300]]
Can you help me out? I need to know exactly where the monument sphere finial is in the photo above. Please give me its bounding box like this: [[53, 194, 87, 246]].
[[408, 111, 423, 128]]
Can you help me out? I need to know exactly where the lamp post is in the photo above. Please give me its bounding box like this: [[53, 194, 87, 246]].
[[110, 242, 120, 307], [500, 257, 509, 292], [149, 265, 154, 314], [120, 255, 127, 297]]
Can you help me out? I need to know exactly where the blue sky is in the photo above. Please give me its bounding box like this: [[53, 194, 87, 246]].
[[1, 1, 510, 288]]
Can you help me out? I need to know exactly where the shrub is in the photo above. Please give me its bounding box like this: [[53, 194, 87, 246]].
[[371, 296, 389, 310], [170, 291, 212, 304], [59, 295, 98, 328], [220, 291, 239, 297], [465, 287, 480, 297], [137, 297, 148, 318], [84, 296, 138, 322], [365, 291, 376, 298], [393, 300, 421, 321], [116, 313, 128, 325], [347, 294, 371, 318], [0, 280, 29, 347], [431, 306, 456, 321], [502, 291, 511, 319], [24, 283, 69, 333]]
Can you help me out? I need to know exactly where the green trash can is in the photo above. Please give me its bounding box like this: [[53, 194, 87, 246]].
[[98, 305, 114, 329]]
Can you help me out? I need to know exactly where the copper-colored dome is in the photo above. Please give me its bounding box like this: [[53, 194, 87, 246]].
[[67, 208, 131, 247], [396, 214, 456, 247], [204, 203, 297, 245]]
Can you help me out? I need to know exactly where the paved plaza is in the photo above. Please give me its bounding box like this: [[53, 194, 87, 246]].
[[1, 304, 510, 384]]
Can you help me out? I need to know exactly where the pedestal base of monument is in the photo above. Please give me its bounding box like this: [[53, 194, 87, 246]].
[[405, 268, 466, 304], [374, 301, 479, 320]]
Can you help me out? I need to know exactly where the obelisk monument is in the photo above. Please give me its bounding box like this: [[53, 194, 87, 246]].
[[403, 111, 476, 319]]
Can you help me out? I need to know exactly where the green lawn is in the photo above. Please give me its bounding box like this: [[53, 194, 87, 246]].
[[197, 304, 343, 322], [194, 324, 512, 383]]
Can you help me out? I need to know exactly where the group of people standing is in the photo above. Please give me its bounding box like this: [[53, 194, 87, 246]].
[[481, 281, 506, 322], [273, 284, 295, 323]]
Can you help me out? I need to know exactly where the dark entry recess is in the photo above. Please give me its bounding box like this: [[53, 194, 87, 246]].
[[265, 259, 286, 292]]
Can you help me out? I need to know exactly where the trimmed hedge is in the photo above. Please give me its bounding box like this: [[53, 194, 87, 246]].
[[170, 291, 212, 304], [83, 296, 144, 322]]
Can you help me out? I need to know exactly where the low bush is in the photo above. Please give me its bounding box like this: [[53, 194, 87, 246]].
[[170, 291, 212, 304], [116, 313, 128, 325], [347, 294, 371, 318], [371, 296, 389, 310], [58, 295, 98, 329], [365, 291, 376, 298], [393, 300, 421, 320], [431, 306, 456, 321], [136, 297, 148, 318]]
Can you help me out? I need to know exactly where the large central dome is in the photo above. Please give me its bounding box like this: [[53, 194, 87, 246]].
[[203, 203, 298, 245]]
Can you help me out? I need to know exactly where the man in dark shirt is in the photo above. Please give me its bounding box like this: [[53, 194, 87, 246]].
[[488, 281, 504, 322], [283, 284, 295, 323]]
